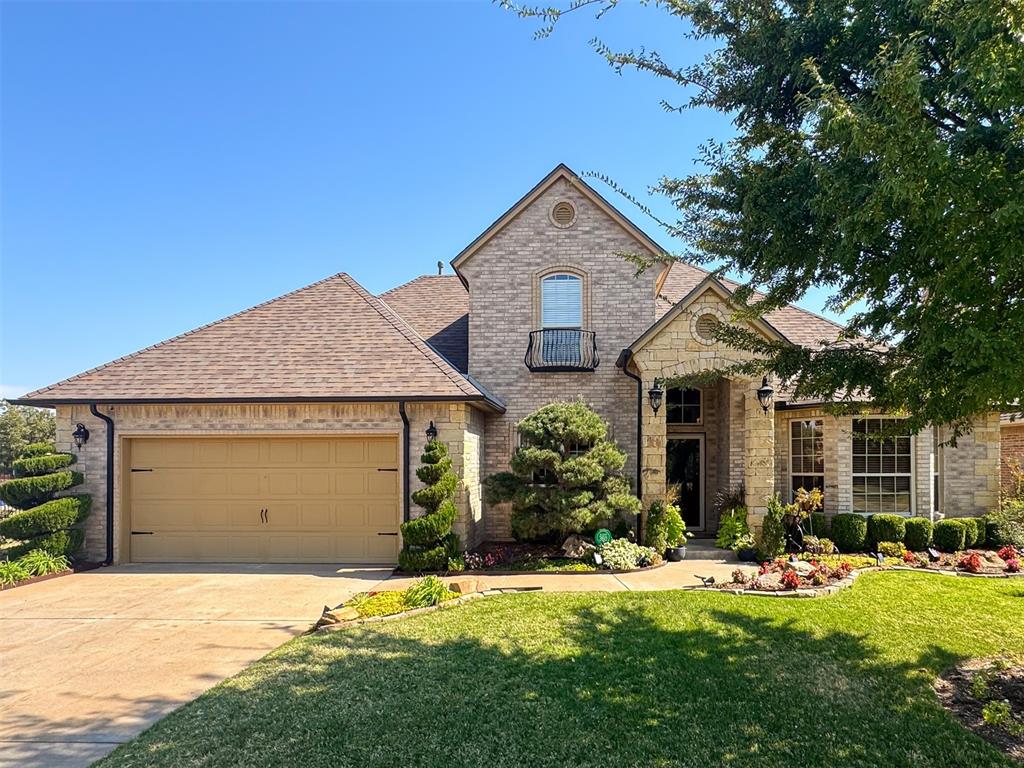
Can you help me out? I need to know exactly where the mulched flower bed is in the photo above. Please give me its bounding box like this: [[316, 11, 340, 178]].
[[708, 555, 864, 593], [935, 657, 1024, 762], [464, 542, 600, 573]]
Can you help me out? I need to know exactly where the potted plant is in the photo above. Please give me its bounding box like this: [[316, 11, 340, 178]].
[[645, 498, 691, 561], [732, 533, 757, 562]]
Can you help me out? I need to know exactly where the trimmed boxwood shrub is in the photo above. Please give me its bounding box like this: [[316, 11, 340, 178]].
[[868, 514, 906, 547], [933, 519, 967, 552], [19, 442, 56, 458], [0, 495, 91, 540], [0, 471, 83, 509], [12, 452, 75, 478], [831, 514, 868, 553], [809, 512, 830, 538], [904, 517, 933, 550], [959, 517, 983, 547], [2, 528, 84, 560]]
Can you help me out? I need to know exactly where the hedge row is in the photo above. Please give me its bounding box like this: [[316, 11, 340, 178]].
[[1, 528, 84, 560], [827, 512, 989, 553], [0, 495, 92, 540], [0, 471, 83, 509], [12, 452, 76, 478]]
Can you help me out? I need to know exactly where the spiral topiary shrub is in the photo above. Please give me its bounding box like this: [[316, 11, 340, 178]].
[[903, 517, 933, 550], [0, 443, 90, 562], [933, 519, 967, 552], [831, 514, 868, 553], [397, 438, 460, 572]]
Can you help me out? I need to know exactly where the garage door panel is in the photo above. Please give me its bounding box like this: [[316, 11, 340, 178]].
[[129, 436, 399, 564]]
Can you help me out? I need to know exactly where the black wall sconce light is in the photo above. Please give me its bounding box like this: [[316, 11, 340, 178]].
[[72, 423, 90, 449], [647, 378, 665, 415], [756, 376, 775, 414], [425, 421, 438, 441]]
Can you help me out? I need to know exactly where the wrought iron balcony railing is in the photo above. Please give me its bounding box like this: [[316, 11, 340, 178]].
[[524, 328, 599, 372]]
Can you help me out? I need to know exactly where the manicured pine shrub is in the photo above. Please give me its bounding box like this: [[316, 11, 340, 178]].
[[868, 514, 906, 547], [831, 514, 868, 553], [398, 438, 460, 572], [0, 443, 90, 562], [903, 517, 933, 550], [485, 401, 641, 541], [933, 519, 967, 552]]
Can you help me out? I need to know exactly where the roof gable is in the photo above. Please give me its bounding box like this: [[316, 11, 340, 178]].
[[17, 273, 501, 408], [451, 164, 668, 279], [628, 274, 786, 355]]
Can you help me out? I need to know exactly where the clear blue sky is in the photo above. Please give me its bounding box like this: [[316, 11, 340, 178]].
[[1, 1, 843, 398]]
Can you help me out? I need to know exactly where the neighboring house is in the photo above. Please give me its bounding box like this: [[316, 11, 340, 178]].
[[14, 165, 1002, 565]]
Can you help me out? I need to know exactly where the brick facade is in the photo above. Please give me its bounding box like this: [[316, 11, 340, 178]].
[[54, 401, 486, 563], [1002, 421, 1024, 493], [459, 177, 660, 540]]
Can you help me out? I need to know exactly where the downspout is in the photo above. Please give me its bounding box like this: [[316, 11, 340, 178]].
[[398, 401, 410, 523], [619, 350, 644, 541], [89, 404, 115, 566]]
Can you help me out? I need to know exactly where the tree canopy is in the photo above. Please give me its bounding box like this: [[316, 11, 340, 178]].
[[0, 402, 56, 473], [507, 0, 1023, 436]]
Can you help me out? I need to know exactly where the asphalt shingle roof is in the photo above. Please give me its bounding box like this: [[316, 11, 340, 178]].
[[18, 273, 496, 405], [379, 275, 469, 372]]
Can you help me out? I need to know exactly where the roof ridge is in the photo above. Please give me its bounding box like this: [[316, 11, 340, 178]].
[[21, 272, 352, 399], [661, 261, 849, 334], [380, 273, 461, 298], [342, 275, 480, 398]]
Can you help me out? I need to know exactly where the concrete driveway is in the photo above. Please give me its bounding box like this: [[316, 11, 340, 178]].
[[0, 563, 392, 768]]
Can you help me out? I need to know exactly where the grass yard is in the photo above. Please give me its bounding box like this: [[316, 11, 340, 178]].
[[99, 572, 1024, 768]]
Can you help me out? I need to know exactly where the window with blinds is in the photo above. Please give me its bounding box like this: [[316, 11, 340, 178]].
[[541, 274, 582, 328]]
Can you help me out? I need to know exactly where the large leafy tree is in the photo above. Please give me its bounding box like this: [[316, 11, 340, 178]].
[[0, 402, 56, 473], [507, 0, 1023, 436]]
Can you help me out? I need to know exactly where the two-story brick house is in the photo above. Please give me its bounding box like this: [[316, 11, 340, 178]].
[[15, 165, 1002, 565]]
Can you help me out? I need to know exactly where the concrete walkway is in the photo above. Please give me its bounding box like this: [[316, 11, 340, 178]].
[[0, 564, 392, 768]]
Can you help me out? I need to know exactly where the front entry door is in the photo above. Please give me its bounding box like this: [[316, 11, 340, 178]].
[[666, 436, 704, 530]]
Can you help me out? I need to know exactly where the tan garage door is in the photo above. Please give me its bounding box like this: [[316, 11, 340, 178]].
[[128, 436, 400, 564]]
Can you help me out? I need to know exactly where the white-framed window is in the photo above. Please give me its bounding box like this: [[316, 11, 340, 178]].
[[541, 273, 582, 328], [666, 387, 701, 425], [790, 419, 825, 501], [852, 418, 913, 515]]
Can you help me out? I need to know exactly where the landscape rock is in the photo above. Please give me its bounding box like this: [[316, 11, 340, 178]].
[[562, 534, 596, 559], [325, 606, 359, 622], [448, 577, 479, 595]]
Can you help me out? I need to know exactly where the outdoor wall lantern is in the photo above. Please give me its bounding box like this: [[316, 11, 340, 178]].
[[72, 423, 90, 449], [425, 421, 438, 441], [756, 376, 775, 414], [647, 378, 665, 415]]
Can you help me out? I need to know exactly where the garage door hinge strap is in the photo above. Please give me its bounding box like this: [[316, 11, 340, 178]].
[[131, 531, 155, 535], [377, 468, 398, 472], [377, 532, 399, 536], [130, 468, 153, 473]]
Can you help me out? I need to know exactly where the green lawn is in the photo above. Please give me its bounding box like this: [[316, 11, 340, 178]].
[[99, 572, 1024, 768]]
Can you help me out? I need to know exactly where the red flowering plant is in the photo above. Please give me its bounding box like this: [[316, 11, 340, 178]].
[[998, 545, 1019, 562], [781, 569, 802, 589], [731, 568, 749, 584], [903, 549, 918, 564], [957, 552, 983, 573], [835, 561, 853, 578], [1006, 558, 1021, 573]]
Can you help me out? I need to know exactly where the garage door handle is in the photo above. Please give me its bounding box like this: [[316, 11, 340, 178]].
[[377, 532, 398, 536]]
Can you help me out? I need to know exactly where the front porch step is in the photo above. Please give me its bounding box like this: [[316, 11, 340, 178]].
[[680, 540, 735, 561]]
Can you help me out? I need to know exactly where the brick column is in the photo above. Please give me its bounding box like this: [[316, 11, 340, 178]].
[[743, 378, 775, 533], [641, 377, 667, 505]]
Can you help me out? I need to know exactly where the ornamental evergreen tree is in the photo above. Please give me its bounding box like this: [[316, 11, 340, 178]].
[[0, 442, 91, 560], [485, 400, 641, 541], [397, 439, 460, 572]]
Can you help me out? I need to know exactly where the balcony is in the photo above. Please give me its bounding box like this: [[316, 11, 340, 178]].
[[524, 328, 599, 372]]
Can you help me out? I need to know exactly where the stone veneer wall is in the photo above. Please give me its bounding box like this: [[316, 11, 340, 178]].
[[461, 177, 661, 541], [630, 288, 776, 533], [54, 401, 485, 563], [1001, 422, 1024, 493]]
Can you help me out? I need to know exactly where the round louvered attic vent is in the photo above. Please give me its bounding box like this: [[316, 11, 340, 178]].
[[695, 313, 720, 342], [551, 201, 576, 228]]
